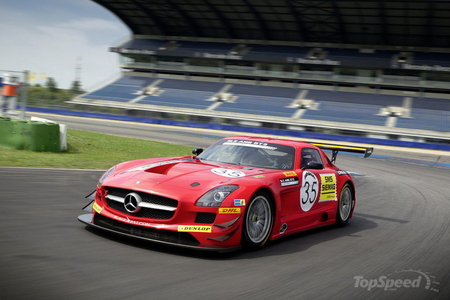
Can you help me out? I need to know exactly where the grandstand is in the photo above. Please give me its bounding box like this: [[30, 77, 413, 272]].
[[71, 0, 450, 144]]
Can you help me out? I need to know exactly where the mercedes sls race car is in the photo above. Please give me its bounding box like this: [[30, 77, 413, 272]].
[[79, 136, 372, 252]]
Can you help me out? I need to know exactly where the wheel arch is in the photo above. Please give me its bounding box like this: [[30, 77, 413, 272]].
[[344, 180, 356, 200], [342, 179, 356, 219], [241, 187, 277, 250], [249, 186, 278, 217], [253, 187, 275, 205]]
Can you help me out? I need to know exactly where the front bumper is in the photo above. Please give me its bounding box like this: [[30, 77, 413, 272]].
[[78, 212, 242, 253]]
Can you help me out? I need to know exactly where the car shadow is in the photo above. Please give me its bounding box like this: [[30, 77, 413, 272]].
[[83, 213, 381, 260], [247, 215, 379, 258]]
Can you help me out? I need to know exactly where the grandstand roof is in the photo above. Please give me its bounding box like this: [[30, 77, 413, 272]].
[[94, 0, 450, 49]]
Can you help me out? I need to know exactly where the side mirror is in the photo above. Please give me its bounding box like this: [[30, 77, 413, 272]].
[[192, 148, 203, 156], [301, 161, 323, 170]]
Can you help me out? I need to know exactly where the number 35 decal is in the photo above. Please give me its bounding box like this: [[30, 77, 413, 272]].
[[300, 171, 319, 212]]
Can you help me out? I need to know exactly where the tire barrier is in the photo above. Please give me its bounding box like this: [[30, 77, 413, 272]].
[[0, 117, 60, 152]]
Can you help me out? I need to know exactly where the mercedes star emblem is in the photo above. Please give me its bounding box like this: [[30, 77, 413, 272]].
[[123, 192, 142, 213]]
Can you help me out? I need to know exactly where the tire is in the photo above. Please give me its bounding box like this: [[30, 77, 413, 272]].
[[242, 191, 274, 250], [336, 183, 354, 227]]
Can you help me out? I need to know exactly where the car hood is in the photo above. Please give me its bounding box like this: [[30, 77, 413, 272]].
[[103, 157, 273, 200]]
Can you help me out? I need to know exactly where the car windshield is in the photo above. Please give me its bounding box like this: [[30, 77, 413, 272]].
[[197, 139, 295, 170]]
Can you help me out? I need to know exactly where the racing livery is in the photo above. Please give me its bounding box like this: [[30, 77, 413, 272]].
[[79, 136, 372, 252]]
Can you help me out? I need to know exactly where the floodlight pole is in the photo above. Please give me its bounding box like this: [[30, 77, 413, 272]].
[[20, 70, 29, 119]]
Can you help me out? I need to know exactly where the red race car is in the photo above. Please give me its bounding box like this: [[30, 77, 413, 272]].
[[79, 136, 372, 252]]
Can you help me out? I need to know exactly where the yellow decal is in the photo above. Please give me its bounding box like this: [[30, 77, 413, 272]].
[[178, 225, 212, 233], [283, 171, 297, 177], [319, 174, 337, 201], [93, 202, 103, 214], [219, 208, 241, 214]]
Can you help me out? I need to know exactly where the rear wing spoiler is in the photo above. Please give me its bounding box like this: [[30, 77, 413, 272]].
[[312, 143, 373, 164]]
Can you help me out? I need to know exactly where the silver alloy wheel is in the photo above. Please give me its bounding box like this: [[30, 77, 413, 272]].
[[246, 195, 272, 244], [339, 186, 352, 221]]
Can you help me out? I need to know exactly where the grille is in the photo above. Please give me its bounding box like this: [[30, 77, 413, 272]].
[[106, 200, 175, 219], [105, 187, 177, 220], [195, 212, 216, 224], [94, 214, 199, 246], [107, 187, 178, 207]]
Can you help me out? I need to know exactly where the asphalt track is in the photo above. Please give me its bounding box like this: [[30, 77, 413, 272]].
[[1, 113, 449, 300]]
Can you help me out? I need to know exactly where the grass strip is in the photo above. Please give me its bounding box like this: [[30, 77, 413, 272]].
[[0, 129, 193, 170]]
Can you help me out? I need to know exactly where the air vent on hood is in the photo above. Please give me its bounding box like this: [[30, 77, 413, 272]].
[[145, 162, 178, 175]]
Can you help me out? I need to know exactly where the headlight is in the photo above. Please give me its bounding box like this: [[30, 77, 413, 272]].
[[196, 185, 239, 207], [98, 166, 116, 185]]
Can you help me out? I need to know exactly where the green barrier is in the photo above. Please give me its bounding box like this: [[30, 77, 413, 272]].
[[10, 119, 29, 150], [0, 118, 60, 152], [0, 117, 11, 147]]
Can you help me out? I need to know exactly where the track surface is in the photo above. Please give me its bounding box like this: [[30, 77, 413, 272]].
[[1, 114, 449, 299]]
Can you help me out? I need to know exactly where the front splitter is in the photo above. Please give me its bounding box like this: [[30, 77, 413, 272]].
[[78, 214, 241, 253]]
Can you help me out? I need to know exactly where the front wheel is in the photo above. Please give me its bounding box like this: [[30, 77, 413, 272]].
[[336, 183, 354, 227], [242, 191, 274, 250]]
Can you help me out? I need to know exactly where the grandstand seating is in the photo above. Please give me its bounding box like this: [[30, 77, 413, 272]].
[[413, 53, 450, 67], [305, 90, 404, 107], [396, 109, 450, 132], [302, 102, 386, 126], [409, 97, 450, 111], [394, 97, 450, 132], [158, 79, 225, 92], [78, 75, 449, 132], [79, 76, 155, 102], [326, 48, 393, 64], [139, 89, 215, 110], [228, 84, 299, 99], [216, 95, 297, 117]]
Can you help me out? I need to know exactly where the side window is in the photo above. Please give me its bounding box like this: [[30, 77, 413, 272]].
[[300, 148, 323, 169]]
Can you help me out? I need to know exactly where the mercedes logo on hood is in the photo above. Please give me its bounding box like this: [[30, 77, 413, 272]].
[[124, 193, 142, 213]]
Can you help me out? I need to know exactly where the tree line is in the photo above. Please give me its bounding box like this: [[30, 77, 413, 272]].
[[21, 77, 85, 107]]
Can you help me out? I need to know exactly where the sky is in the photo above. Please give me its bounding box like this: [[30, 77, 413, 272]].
[[0, 0, 130, 90]]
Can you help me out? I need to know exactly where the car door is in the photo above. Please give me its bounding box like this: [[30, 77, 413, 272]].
[[299, 147, 338, 213], [278, 147, 339, 225]]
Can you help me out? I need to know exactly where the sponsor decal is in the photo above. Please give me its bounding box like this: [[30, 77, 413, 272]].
[[219, 208, 241, 214], [300, 171, 318, 212], [112, 48, 156, 55], [178, 225, 212, 233], [280, 177, 299, 187], [283, 171, 297, 177], [93, 202, 102, 214], [211, 168, 245, 178], [398, 63, 450, 72], [254, 175, 265, 178], [113, 215, 154, 227], [223, 139, 278, 150], [319, 174, 337, 201], [292, 58, 341, 65], [234, 199, 246, 206], [202, 53, 242, 60], [337, 170, 349, 176]]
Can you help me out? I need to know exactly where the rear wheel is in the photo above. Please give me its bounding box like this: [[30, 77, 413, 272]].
[[336, 183, 353, 226], [242, 191, 274, 250]]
